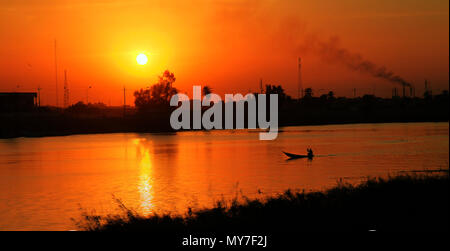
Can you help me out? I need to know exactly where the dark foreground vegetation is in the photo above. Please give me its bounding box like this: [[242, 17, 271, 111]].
[[75, 174, 449, 232]]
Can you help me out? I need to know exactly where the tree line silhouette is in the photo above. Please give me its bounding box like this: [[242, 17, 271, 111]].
[[0, 70, 448, 138]]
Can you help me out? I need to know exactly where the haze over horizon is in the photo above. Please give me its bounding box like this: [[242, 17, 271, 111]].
[[0, 0, 448, 106]]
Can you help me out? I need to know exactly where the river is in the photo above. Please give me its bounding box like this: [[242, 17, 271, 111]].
[[0, 122, 448, 230]]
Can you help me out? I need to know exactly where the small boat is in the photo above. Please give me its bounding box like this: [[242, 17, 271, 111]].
[[282, 151, 313, 159]]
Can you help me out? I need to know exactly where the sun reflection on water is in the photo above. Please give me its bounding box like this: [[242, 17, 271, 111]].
[[137, 140, 155, 215]]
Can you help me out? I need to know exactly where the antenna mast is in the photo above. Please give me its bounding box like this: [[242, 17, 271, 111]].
[[64, 70, 69, 107], [54, 39, 58, 107]]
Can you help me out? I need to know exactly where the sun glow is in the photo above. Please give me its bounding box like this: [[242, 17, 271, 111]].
[[136, 53, 148, 65]]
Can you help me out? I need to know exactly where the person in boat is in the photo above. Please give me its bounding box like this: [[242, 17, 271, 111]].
[[307, 148, 314, 158]]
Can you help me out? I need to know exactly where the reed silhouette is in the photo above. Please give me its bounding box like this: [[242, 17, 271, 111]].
[[74, 173, 449, 232]]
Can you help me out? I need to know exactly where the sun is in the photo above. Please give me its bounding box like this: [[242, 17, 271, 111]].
[[136, 53, 148, 65]]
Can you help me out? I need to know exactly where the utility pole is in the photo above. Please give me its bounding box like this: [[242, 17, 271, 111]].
[[424, 79, 432, 97], [123, 86, 126, 117], [37, 86, 41, 107], [259, 79, 263, 94], [86, 86, 92, 104]]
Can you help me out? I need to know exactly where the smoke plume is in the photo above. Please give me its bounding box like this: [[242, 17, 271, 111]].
[[298, 36, 411, 87]]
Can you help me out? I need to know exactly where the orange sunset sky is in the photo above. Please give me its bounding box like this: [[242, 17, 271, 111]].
[[0, 0, 448, 106]]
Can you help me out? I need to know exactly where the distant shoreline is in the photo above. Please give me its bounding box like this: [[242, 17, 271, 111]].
[[2, 92, 449, 139], [0, 118, 448, 140]]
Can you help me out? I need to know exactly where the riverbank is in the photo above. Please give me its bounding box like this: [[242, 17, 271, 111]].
[[75, 173, 449, 232], [1, 116, 448, 139], [2, 93, 448, 139]]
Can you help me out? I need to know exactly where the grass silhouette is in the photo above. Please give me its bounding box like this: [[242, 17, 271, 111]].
[[75, 173, 449, 232]]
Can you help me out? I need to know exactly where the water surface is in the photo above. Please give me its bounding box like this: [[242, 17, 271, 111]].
[[0, 122, 448, 230]]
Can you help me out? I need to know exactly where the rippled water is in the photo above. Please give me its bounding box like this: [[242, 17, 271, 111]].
[[0, 122, 448, 230]]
